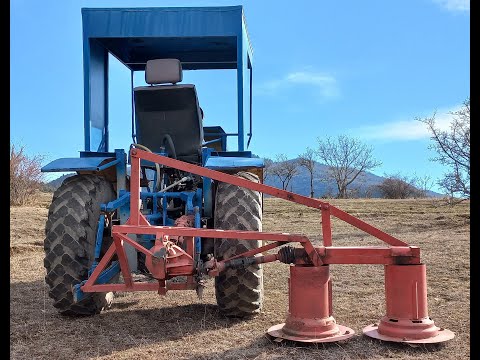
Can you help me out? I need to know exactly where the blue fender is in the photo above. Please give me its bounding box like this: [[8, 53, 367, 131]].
[[41, 156, 119, 172]]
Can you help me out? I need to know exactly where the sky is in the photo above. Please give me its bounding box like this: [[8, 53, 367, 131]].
[[10, 0, 470, 193]]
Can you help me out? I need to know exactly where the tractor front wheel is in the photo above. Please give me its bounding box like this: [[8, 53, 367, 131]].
[[214, 171, 264, 317], [44, 174, 116, 315]]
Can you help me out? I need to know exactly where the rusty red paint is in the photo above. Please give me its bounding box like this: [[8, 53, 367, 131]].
[[170, 215, 195, 245], [83, 281, 197, 293], [83, 282, 158, 292], [165, 244, 194, 277], [145, 239, 167, 279]]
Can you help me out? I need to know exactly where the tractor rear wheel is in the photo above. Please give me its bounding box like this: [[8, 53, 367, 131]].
[[44, 174, 116, 315], [214, 171, 264, 317]]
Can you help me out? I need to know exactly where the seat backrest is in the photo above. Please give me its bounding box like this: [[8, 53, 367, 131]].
[[134, 59, 203, 163]]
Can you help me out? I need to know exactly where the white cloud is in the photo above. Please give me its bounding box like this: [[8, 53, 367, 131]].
[[257, 70, 339, 99], [353, 105, 462, 141], [432, 0, 469, 12], [257, 79, 283, 94]]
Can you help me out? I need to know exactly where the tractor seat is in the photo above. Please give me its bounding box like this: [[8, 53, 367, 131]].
[[133, 59, 203, 163]]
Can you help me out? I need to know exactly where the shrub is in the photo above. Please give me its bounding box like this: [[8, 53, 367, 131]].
[[377, 173, 422, 199], [10, 144, 44, 206]]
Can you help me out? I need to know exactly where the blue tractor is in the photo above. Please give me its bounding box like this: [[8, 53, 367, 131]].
[[42, 6, 264, 317], [39, 7, 457, 347]]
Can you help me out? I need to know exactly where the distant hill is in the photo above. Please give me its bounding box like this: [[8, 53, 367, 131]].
[[44, 161, 442, 198], [43, 173, 75, 192], [264, 161, 382, 198], [264, 159, 442, 198]]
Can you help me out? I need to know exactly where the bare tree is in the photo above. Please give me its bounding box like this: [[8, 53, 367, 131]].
[[262, 157, 274, 182], [377, 173, 420, 199], [364, 185, 376, 199], [316, 135, 381, 198], [417, 98, 470, 200], [270, 154, 298, 190], [411, 174, 434, 198], [298, 147, 317, 198]]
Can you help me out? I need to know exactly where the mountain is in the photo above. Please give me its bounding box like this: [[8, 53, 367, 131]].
[[45, 162, 442, 198], [43, 173, 75, 192], [263, 160, 442, 198], [264, 161, 385, 198]]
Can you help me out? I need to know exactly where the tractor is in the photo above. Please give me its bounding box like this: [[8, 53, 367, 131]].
[[42, 5, 454, 345], [42, 6, 263, 317]]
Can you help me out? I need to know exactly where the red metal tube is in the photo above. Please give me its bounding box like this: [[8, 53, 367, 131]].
[[112, 233, 133, 287], [130, 154, 141, 226], [321, 205, 332, 246], [385, 264, 429, 320], [113, 225, 309, 242]]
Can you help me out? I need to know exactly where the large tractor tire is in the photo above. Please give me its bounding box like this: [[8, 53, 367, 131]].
[[44, 174, 117, 316], [214, 171, 264, 317]]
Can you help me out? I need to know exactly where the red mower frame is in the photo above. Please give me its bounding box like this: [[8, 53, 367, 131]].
[[80, 148, 454, 344]]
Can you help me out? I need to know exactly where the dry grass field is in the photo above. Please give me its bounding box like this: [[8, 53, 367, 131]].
[[10, 192, 470, 359]]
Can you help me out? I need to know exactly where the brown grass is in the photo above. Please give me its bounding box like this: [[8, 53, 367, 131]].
[[10, 194, 469, 359]]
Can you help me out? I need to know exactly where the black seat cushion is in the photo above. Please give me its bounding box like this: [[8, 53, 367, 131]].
[[134, 84, 203, 163]]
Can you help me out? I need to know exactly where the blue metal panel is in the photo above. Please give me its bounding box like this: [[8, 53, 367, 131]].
[[101, 192, 130, 212], [82, 7, 241, 41], [194, 206, 201, 261], [204, 156, 264, 170], [82, 7, 244, 70], [237, 9, 254, 152], [215, 151, 252, 158], [80, 151, 115, 158], [201, 147, 214, 218], [247, 56, 253, 148], [41, 157, 117, 172], [83, 39, 109, 152], [115, 149, 127, 198], [94, 215, 105, 261], [203, 177, 213, 217], [236, 22, 245, 151]]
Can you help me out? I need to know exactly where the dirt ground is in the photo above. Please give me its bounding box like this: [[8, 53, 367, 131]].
[[10, 192, 470, 359]]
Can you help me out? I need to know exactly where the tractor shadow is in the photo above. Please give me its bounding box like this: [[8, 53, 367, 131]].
[[10, 279, 250, 358], [10, 279, 451, 359]]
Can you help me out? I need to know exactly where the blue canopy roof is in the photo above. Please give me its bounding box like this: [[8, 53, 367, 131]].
[[82, 6, 253, 153], [82, 6, 253, 70]]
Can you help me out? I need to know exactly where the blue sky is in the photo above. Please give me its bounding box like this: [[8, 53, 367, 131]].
[[10, 0, 470, 192]]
